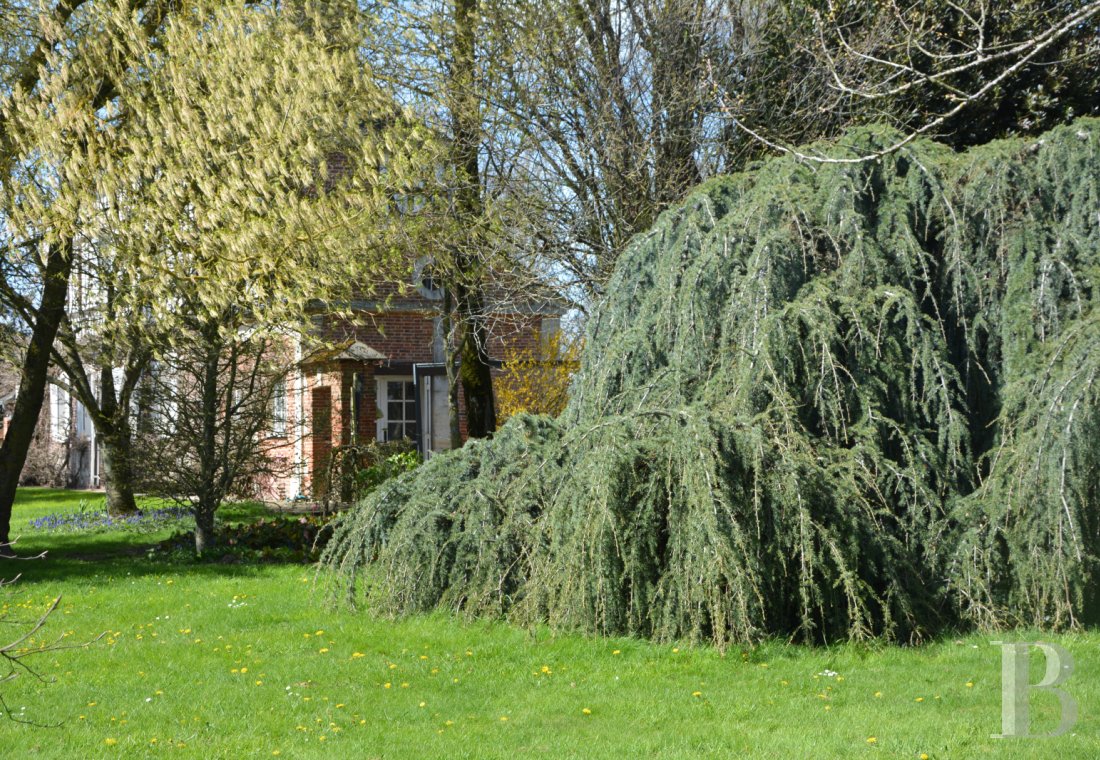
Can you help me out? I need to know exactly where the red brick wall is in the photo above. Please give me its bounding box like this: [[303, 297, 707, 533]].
[[258, 306, 557, 502]]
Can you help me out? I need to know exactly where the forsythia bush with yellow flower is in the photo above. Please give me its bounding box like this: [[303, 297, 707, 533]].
[[495, 330, 581, 425]]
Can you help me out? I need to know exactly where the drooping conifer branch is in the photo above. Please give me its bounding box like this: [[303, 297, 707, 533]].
[[324, 119, 1100, 645]]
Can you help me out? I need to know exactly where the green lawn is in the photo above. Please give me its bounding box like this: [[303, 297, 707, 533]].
[[3, 488, 1098, 758]]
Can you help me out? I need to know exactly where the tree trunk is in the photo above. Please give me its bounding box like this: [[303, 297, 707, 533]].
[[193, 326, 221, 554], [443, 290, 463, 449], [193, 497, 216, 554], [455, 282, 495, 438], [0, 243, 72, 554], [449, 0, 496, 440], [99, 429, 138, 516]]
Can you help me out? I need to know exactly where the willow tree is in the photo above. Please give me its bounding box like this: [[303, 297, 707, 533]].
[[0, 0, 438, 533], [0, 0, 167, 544], [325, 118, 1100, 645]]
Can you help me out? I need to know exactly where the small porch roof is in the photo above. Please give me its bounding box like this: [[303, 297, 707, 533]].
[[302, 339, 388, 364]]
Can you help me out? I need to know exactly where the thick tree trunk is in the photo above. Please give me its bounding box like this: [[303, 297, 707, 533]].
[[455, 282, 495, 438], [449, 0, 496, 440], [92, 359, 140, 516], [443, 290, 464, 449], [0, 243, 72, 554], [99, 429, 138, 516], [193, 497, 217, 554]]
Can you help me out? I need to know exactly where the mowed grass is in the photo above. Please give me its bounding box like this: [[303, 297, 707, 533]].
[[3, 489, 1099, 759]]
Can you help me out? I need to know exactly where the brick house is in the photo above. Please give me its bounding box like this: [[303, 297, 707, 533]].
[[2, 272, 565, 500], [258, 273, 565, 502]]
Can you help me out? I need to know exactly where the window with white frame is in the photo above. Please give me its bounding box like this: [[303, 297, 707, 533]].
[[376, 377, 417, 442], [75, 399, 91, 438], [271, 378, 287, 437], [50, 384, 71, 442]]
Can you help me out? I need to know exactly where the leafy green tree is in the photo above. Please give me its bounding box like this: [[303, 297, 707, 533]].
[[0, 0, 437, 540], [0, 0, 162, 550]]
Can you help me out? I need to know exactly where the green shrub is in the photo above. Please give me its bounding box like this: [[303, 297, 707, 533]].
[[354, 449, 422, 499], [153, 515, 333, 564]]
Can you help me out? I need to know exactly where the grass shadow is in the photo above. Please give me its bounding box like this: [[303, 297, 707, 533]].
[[6, 491, 312, 588]]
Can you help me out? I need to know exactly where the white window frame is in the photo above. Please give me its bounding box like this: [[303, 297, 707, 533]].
[[375, 376, 418, 443], [50, 384, 71, 443], [270, 378, 288, 437]]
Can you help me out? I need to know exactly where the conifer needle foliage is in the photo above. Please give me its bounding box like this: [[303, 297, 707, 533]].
[[324, 119, 1100, 645]]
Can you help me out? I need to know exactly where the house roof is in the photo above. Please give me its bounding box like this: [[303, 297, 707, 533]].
[[303, 339, 388, 365]]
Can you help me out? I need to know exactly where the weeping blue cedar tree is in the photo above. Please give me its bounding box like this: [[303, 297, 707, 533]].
[[322, 119, 1100, 646]]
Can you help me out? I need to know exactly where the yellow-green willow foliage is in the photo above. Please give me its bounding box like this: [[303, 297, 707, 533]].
[[1, 0, 441, 341], [324, 119, 1100, 646]]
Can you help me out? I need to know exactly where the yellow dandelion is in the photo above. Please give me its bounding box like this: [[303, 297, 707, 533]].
[[612, 650, 621, 655], [105, 738, 118, 746], [352, 652, 365, 659], [692, 691, 702, 697], [319, 648, 329, 654], [915, 697, 924, 702], [920, 755, 929, 760], [383, 683, 391, 689], [582, 708, 592, 715], [874, 691, 882, 698], [401, 682, 409, 688], [500, 716, 509, 722], [672, 647, 679, 653], [866, 737, 876, 744], [965, 681, 973, 688]]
